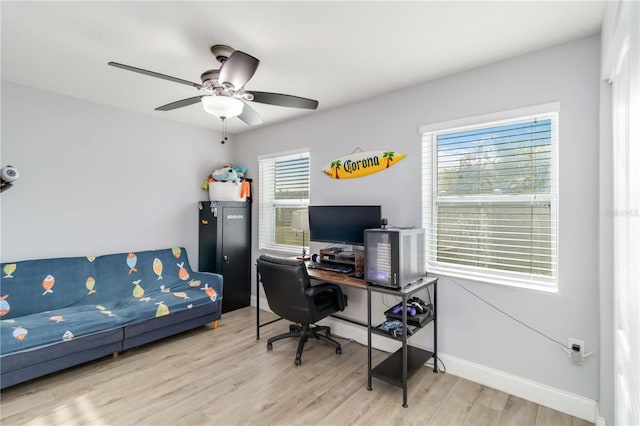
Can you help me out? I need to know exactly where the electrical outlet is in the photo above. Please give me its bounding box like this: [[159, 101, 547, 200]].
[[568, 338, 585, 362]]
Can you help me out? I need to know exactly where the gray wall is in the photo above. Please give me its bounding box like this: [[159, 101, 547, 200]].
[[236, 36, 601, 399], [1, 81, 231, 267]]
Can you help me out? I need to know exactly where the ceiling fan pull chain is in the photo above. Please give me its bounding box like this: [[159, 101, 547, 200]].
[[220, 117, 228, 144]]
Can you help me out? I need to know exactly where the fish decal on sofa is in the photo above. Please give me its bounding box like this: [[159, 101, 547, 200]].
[[127, 253, 138, 274], [86, 277, 96, 295], [155, 302, 170, 317], [200, 284, 218, 301], [3, 264, 16, 278], [42, 275, 55, 295], [172, 247, 182, 259], [153, 258, 163, 280], [13, 326, 28, 341], [132, 280, 144, 299], [173, 292, 189, 300], [177, 262, 189, 281], [0, 295, 10, 317], [96, 305, 116, 317]]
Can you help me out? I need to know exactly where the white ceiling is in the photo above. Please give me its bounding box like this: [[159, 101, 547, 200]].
[[1, 1, 603, 134]]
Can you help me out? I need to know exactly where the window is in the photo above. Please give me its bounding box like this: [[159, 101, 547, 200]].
[[259, 150, 310, 253], [421, 104, 559, 290]]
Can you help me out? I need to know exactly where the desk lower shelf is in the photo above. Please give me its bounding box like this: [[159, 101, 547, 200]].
[[371, 346, 433, 387]]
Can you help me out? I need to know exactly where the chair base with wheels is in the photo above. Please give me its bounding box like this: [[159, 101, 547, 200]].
[[256, 254, 348, 367], [267, 323, 342, 365]]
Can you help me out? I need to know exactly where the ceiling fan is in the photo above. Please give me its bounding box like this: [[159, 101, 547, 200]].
[[108, 44, 319, 141]]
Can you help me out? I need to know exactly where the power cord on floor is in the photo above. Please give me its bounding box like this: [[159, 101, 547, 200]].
[[426, 354, 446, 374]]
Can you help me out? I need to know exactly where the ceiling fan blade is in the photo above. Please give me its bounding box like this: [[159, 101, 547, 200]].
[[218, 51, 259, 90], [108, 62, 202, 89], [249, 91, 319, 110], [155, 96, 204, 111], [237, 101, 263, 126]]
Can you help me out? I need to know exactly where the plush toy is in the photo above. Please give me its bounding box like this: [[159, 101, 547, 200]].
[[212, 167, 240, 185], [233, 167, 247, 179], [201, 164, 248, 190]]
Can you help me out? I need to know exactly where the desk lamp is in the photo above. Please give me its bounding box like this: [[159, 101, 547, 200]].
[[291, 209, 310, 260]]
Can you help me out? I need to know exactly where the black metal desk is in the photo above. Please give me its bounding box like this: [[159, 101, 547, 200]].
[[367, 277, 438, 408], [255, 264, 439, 408]]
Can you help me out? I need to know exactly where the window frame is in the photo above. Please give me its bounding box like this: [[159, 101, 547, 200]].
[[420, 103, 560, 292], [258, 148, 310, 254]]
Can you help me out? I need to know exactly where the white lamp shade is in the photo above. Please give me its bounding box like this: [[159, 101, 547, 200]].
[[291, 209, 309, 232], [201, 96, 244, 118]]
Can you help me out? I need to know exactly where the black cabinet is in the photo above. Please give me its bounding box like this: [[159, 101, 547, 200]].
[[199, 201, 251, 313]]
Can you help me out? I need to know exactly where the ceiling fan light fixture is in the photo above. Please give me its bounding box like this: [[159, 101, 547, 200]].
[[201, 95, 244, 118]]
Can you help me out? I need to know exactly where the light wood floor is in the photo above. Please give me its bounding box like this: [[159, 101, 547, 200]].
[[1, 307, 592, 426]]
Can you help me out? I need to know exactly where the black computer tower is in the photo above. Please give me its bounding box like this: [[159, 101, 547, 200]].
[[198, 201, 251, 313]]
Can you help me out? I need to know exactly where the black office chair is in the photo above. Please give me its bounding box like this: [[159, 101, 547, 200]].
[[257, 254, 347, 366]]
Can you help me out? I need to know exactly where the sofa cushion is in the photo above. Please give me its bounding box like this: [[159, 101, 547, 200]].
[[114, 273, 222, 323], [90, 247, 201, 304], [0, 304, 129, 355], [1, 256, 97, 319], [1, 327, 122, 374]]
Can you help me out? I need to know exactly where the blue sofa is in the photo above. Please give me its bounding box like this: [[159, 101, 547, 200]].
[[0, 247, 222, 389]]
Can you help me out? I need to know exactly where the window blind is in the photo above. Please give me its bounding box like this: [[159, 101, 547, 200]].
[[259, 151, 310, 252], [422, 111, 558, 290]]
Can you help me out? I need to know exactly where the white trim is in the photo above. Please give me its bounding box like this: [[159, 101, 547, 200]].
[[439, 353, 598, 423], [426, 270, 558, 294], [602, 3, 640, 425], [419, 101, 560, 133], [595, 405, 607, 426], [258, 151, 310, 253], [326, 317, 598, 422], [435, 194, 554, 204], [257, 147, 310, 161], [421, 106, 559, 290], [251, 304, 600, 424], [329, 316, 599, 422]]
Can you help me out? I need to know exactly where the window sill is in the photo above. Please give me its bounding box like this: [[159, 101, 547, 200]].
[[260, 247, 304, 258], [427, 266, 558, 294]]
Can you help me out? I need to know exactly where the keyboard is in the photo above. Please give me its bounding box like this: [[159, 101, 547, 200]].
[[310, 262, 354, 274]]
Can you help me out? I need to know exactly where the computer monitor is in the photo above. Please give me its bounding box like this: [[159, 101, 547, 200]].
[[308, 205, 382, 246]]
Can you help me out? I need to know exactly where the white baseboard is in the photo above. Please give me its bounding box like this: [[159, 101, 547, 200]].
[[251, 298, 599, 423], [438, 353, 598, 423]]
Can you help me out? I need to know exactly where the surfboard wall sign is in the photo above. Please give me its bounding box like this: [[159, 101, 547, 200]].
[[321, 150, 406, 179]]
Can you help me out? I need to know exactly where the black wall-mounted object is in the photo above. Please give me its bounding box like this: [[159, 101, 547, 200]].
[[199, 201, 251, 313]]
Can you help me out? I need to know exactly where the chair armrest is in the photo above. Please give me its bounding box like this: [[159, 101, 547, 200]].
[[305, 282, 340, 297], [306, 283, 347, 311]]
